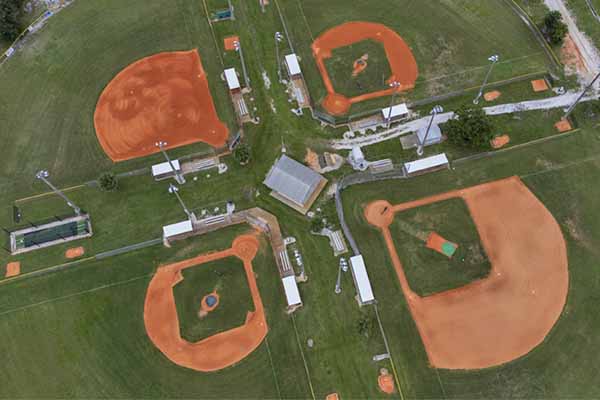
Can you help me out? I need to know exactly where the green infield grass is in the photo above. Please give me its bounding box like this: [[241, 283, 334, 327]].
[[389, 198, 491, 297]]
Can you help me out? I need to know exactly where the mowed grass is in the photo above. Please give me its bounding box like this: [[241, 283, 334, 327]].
[[0, 225, 312, 398], [566, 0, 600, 48], [0, 0, 235, 201], [174, 256, 253, 342], [342, 127, 600, 398], [324, 39, 391, 98], [279, 0, 553, 115], [389, 198, 491, 297]]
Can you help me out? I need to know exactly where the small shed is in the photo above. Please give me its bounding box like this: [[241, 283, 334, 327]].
[[285, 54, 302, 77], [224, 68, 241, 91], [381, 103, 409, 121], [404, 153, 449, 176], [349, 255, 375, 306], [416, 124, 443, 146], [151, 160, 181, 180], [282, 275, 302, 311], [162, 220, 193, 239]]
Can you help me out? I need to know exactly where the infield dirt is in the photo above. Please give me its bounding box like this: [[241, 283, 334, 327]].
[[365, 177, 568, 369]]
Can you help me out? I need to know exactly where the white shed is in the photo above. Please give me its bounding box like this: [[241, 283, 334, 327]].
[[162, 220, 193, 239], [349, 255, 375, 305], [381, 103, 409, 120], [285, 54, 302, 76], [151, 160, 181, 179], [282, 275, 302, 310], [404, 153, 449, 176], [224, 68, 241, 90]]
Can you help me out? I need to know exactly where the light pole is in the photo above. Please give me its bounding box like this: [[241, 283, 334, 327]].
[[386, 81, 401, 129], [35, 170, 82, 215], [168, 184, 196, 222], [234, 40, 250, 90], [155, 141, 185, 184], [417, 105, 444, 156], [275, 32, 284, 83], [473, 54, 499, 105], [563, 69, 600, 119], [334, 262, 343, 294]]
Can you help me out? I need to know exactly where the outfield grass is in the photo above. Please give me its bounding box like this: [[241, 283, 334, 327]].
[[389, 198, 491, 297], [324, 39, 391, 98], [174, 256, 253, 342], [279, 0, 554, 115], [342, 127, 600, 398]]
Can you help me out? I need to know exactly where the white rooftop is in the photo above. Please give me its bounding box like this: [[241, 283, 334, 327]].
[[349, 255, 375, 303], [224, 68, 241, 90], [162, 220, 193, 238], [404, 153, 449, 175], [381, 103, 409, 119], [282, 275, 302, 306], [285, 54, 302, 76], [151, 160, 181, 177]]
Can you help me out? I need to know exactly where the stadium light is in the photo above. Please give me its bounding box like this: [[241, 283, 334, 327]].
[[473, 54, 499, 105], [563, 69, 600, 120], [233, 40, 251, 89], [168, 184, 195, 221], [155, 140, 185, 184], [386, 81, 401, 129], [275, 32, 284, 82], [35, 170, 82, 215], [417, 105, 444, 157], [335, 260, 343, 294]]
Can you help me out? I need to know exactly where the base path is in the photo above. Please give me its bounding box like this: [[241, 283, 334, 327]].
[[365, 177, 569, 369], [144, 234, 267, 372], [312, 21, 418, 115], [94, 50, 229, 161]]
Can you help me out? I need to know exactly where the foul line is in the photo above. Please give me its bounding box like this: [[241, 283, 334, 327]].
[[521, 153, 600, 179], [0, 273, 152, 317], [264, 337, 283, 399], [374, 304, 405, 400], [15, 184, 86, 204], [291, 314, 316, 400], [201, 0, 225, 68], [295, 0, 314, 42]]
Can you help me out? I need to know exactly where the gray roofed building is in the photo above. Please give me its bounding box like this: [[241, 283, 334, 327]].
[[263, 155, 328, 214]]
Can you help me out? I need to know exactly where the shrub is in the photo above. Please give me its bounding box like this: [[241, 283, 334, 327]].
[[98, 172, 118, 192], [444, 106, 494, 149], [234, 143, 251, 165], [543, 10, 568, 45]]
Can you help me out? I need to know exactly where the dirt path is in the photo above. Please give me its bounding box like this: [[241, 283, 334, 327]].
[[365, 177, 569, 369], [94, 50, 229, 161], [144, 234, 268, 372]]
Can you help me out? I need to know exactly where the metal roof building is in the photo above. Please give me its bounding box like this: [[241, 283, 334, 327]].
[[263, 155, 327, 214]]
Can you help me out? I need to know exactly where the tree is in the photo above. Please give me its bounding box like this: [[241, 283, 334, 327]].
[[543, 10, 568, 45], [444, 105, 494, 149], [310, 217, 325, 233], [233, 143, 251, 165], [0, 0, 22, 42], [98, 172, 118, 192]]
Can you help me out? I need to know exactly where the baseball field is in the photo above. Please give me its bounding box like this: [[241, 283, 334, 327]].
[[278, 0, 555, 115], [1, 0, 600, 398]]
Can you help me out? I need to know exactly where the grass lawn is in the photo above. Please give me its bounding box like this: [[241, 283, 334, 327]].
[[279, 0, 554, 115], [389, 198, 491, 297], [566, 0, 600, 49], [342, 127, 600, 398], [324, 39, 391, 98], [174, 256, 253, 342]]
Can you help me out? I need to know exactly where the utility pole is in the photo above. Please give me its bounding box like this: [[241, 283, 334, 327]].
[[275, 32, 284, 83], [386, 81, 400, 129], [473, 54, 499, 105], [155, 141, 185, 184], [417, 105, 444, 157], [234, 40, 250, 90], [563, 70, 600, 119], [36, 170, 82, 216], [168, 184, 196, 222]]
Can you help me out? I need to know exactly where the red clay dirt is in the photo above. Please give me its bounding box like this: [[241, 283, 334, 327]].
[[531, 79, 549, 92], [491, 134, 511, 149], [483, 90, 501, 102], [425, 232, 457, 258], [224, 36, 240, 52], [365, 177, 569, 369], [65, 246, 85, 259], [94, 50, 229, 162], [144, 234, 267, 372], [5, 262, 20, 278], [312, 22, 418, 115], [377, 369, 395, 394], [555, 118, 573, 133]]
